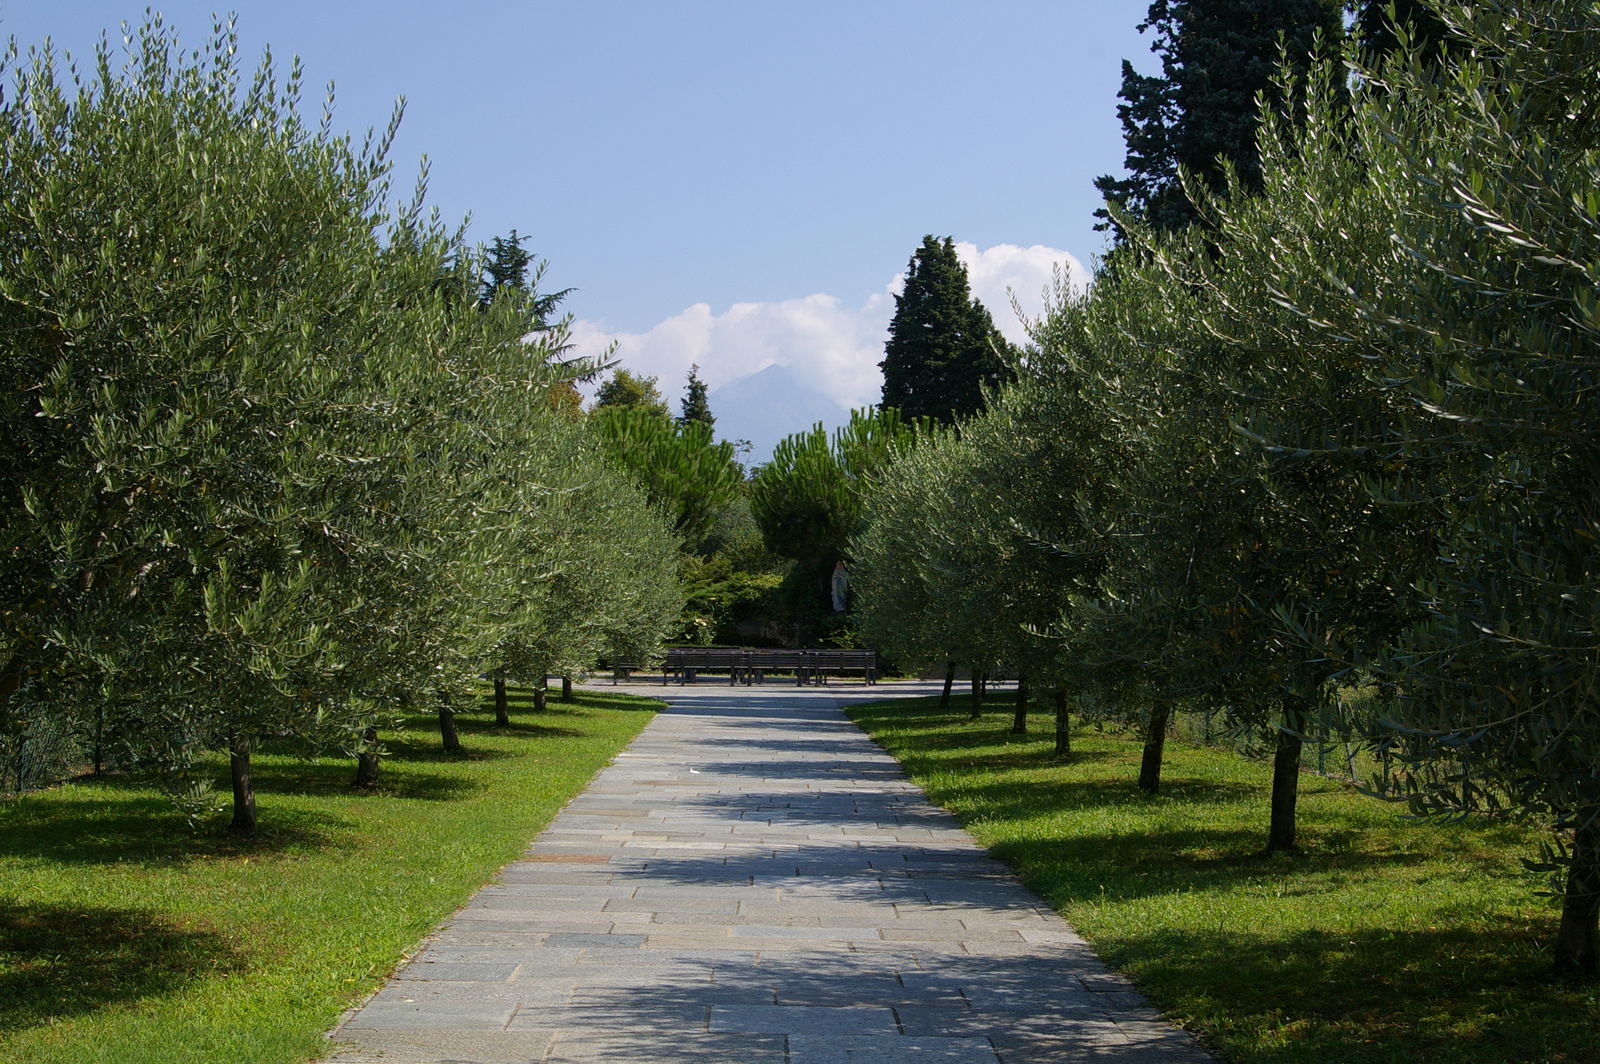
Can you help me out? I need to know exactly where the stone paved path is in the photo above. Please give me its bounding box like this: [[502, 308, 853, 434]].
[[328, 681, 1213, 1063]]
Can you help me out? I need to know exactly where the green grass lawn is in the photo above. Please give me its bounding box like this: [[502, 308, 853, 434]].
[[846, 694, 1600, 1064], [0, 686, 660, 1064]]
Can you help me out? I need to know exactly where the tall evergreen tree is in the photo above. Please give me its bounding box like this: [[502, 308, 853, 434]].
[[483, 229, 532, 297], [481, 229, 573, 327], [879, 236, 1013, 424], [679, 364, 715, 430], [1095, 0, 1343, 236]]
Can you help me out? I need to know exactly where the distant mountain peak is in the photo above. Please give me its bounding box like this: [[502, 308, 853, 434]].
[[709, 364, 852, 463]]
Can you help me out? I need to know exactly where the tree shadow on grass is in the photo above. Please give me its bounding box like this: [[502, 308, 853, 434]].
[[989, 823, 1432, 907], [455, 717, 586, 740], [922, 764, 1470, 903], [937, 768, 1267, 816], [390, 715, 586, 752], [0, 902, 241, 1034], [901, 744, 1130, 776], [0, 785, 348, 864], [571, 690, 664, 712], [477, 685, 663, 715], [1109, 916, 1594, 1064], [249, 759, 484, 802]]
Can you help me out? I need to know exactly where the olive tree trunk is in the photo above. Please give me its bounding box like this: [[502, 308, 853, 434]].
[[1011, 676, 1029, 735], [1267, 706, 1305, 852], [1554, 821, 1600, 974], [493, 676, 510, 726], [1138, 702, 1170, 794], [1053, 691, 1071, 756], [354, 725, 380, 787], [561, 675, 574, 703], [534, 678, 547, 713], [941, 663, 955, 708], [439, 691, 462, 754], [230, 733, 256, 835]]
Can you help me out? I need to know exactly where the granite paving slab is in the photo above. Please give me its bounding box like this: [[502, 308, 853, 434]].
[[327, 680, 1213, 1064]]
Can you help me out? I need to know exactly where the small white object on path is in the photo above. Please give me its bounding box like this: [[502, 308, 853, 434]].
[[327, 680, 1214, 1063]]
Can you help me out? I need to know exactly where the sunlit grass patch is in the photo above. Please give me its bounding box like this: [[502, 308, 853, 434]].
[[847, 694, 1598, 1064], [0, 686, 659, 1064]]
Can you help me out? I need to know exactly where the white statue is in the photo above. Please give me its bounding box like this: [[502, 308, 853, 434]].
[[831, 560, 849, 613]]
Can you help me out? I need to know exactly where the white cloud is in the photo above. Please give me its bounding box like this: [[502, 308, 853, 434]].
[[955, 241, 1090, 347], [571, 243, 1088, 411]]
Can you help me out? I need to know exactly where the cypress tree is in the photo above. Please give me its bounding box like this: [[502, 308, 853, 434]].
[[879, 236, 1012, 424], [1095, 0, 1343, 236], [679, 363, 715, 430]]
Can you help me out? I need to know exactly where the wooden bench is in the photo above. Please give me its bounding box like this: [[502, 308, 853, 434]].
[[662, 647, 744, 685], [655, 648, 879, 686], [742, 649, 806, 686], [740, 649, 877, 686], [807, 649, 878, 685]]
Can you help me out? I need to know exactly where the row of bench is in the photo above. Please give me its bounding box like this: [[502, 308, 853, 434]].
[[612, 648, 879, 686]]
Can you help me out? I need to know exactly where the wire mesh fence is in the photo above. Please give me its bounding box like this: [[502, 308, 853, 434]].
[[0, 713, 86, 795]]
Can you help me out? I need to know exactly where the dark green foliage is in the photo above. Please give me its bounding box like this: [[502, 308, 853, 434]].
[[594, 368, 671, 419], [594, 367, 788, 648], [1351, 0, 1454, 61], [481, 230, 532, 300], [479, 229, 573, 326], [678, 363, 715, 430], [879, 236, 1013, 423], [1096, 59, 1181, 235], [750, 408, 922, 570], [674, 556, 783, 646], [696, 495, 775, 572], [749, 425, 853, 569], [590, 405, 743, 547], [1094, 0, 1343, 236], [748, 409, 926, 644]]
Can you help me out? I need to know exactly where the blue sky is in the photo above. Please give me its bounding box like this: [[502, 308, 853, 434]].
[[4, 2, 1151, 413]]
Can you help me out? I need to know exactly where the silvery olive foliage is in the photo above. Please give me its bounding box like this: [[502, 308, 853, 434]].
[[852, 0, 1600, 969], [852, 343, 1103, 695], [0, 18, 679, 817], [1209, 1, 1600, 970]]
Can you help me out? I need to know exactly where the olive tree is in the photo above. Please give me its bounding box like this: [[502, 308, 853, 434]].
[[0, 22, 428, 826], [1213, 0, 1600, 969], [0, 19, 677, 829]]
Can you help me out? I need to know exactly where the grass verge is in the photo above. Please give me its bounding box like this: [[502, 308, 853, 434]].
[[845, 694, 1600, 1064], [0, 686, 660, 1064]]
